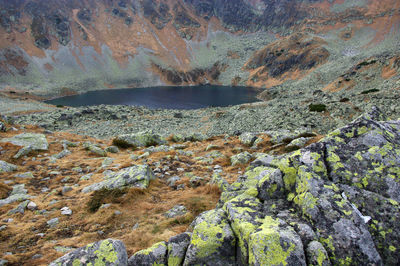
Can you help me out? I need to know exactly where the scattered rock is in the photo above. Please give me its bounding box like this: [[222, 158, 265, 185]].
[[0, 184, 30, 207], [102, 157, 114, 167], [239, 132, 258, 146], [189, 176, 206, 188], [230, 151, 252, 166], [27, 201, 38, 210], [84, 143, 107, 157], [166, 176, 180, 188], [61, 186, 72, 195], [52, 149, 71, 160], [164, 205, 187, 218], [14, 145, 34, 159], [8, 200, 29, 215], [1, 133, 48, 150], [105, 145, 120, 153], [0, 160, 17, 173], [82, 165, 155, 193], [61, 207, 72, 216], [113, 131, 166, 148], [80, 173, 93, 181], [15, 172, 34, 179], [47, 218, 59, 227]]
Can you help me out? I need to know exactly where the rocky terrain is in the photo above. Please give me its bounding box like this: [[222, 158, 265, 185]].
[[1, 104, 399, 265], [0, 0, 399, 99], [1, 0, 400, 265]]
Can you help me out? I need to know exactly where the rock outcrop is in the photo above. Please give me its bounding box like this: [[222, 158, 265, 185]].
[[52, 107, 400, 265]]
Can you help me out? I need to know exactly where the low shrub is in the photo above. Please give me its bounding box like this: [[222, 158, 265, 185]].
[[361, 89, 379, 95], [309, 104, 327, 112]]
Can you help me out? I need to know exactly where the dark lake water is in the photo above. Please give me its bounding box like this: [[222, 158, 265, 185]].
[[46, 85, 260, 109]]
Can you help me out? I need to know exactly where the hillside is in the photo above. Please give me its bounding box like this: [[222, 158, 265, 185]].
[[0, 0, 399, 99]]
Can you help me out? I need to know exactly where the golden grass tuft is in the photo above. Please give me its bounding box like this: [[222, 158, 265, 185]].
[[0, 183, 11, 199]]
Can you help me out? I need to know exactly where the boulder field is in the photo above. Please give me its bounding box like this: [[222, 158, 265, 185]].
[[48, 107, 400, 265]]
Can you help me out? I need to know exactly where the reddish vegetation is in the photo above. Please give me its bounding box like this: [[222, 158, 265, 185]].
[[0, 49, 29, 76], [151, 62, 226, 85], [244, 33, 329, 88]]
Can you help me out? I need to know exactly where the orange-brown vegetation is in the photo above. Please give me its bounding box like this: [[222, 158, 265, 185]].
[[0, 119, 322, 265], [244, 33, 329, 88]]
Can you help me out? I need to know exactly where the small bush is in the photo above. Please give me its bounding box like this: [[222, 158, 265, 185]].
[[361, 89, 379, 95], [309, 104, 327, 112], [112, 138, 134, 149], [340, 98, 350, 103], [358, 59, 377, 67], [56, 105, 64, 108], [87, 188, 127, 213]]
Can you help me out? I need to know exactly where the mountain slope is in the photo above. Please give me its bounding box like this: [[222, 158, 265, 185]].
[[0, 0, 399, 99]]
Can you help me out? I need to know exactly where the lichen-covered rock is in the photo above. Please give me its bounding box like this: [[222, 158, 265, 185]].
[[249, 216, 306, 266], [167, 233, 191, 266], [340, 184, 400, 265], [306, 241, 331, 266], [210, 172, 230, 192], [265, 129, 316, 145], [286, 137, 312, 150], [13, 146, 34, 159], [50, 239, 127, 266], [223, 192, 264, 264], [256, 167, 284, 200], [1, 133, 48, 150], [128, 241, 167, 266], [105, 146, 120, 153], [82, 165, 155, 193], [84, 142, 107, 157], [129, 108, 399, 266], [0, 160, 17, 173], [164, 205, 187, 218], [239, 132, 258, 146], [0, 184, 30, 207], [231, 151, 252, 166], [113, 131, 166, 148], [183, 209, 236, 265], [323, 115, 400, 201]]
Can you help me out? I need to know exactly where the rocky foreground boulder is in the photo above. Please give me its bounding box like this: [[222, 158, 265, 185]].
[[51, 108, 400, 265]]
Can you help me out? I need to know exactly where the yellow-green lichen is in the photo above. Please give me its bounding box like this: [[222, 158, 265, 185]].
[[249, 216, 296, 266], [93, 240, 119, 265], [190, 210, 234, 259]]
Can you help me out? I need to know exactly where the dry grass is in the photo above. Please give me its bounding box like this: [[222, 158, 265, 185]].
[[0, 123, 324, 265]]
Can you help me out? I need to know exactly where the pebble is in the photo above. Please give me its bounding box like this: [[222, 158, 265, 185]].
[[27, 201, 38, 210], [61, 207, 72, 216]]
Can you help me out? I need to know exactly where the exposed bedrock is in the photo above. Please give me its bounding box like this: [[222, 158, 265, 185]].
[[51, 107, 400, 265]]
